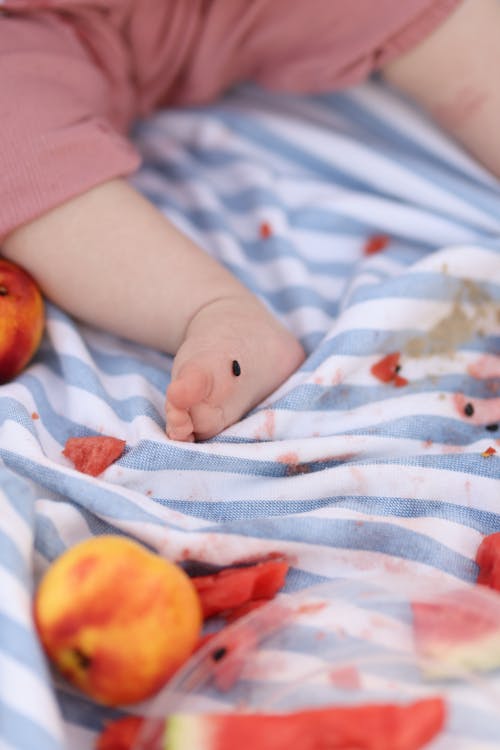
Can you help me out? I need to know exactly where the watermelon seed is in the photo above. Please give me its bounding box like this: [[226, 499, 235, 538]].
[[464, 403, 474, 417], [0, 285, 8, 296], [486, 423, 498, 432], [211, 647, 227, 662], [232, 360, 241, 377]]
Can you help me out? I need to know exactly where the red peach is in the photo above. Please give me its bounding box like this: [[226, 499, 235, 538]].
[[34, 536, 202, 706], [0, 258, 44, 383]]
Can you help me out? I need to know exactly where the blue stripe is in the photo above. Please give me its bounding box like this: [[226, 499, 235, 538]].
[[0, 701, 63, 750], [0, 469, 35, 526], [0, 454, 172, 529], [314, 91, 500, 218], [273, 376, 498, 413], [345, 272, 500, 306], [0, 613, 49, 679], [84, 344, 170, 393], [159, 497, 500, 535], [0, 528, 30, 586], [204, 516, 477, 581]]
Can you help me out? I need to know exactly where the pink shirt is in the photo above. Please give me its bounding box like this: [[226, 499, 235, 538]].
[[0, 0, 461, 238]]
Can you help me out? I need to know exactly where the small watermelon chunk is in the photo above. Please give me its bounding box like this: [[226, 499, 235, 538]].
[[164, 698, 445, 750], [412, 592, 500, 676], [192, 559, 289, 619], [476, 532, 500, 590], [97, 716, 164, 750], [363, 234, 390, 256], [63, 436, 126, 477], [370, 352, 407, 386]]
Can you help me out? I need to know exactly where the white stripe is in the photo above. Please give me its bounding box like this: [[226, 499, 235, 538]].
[[226, 111, 500, 233], [0, 651, 63, 744]]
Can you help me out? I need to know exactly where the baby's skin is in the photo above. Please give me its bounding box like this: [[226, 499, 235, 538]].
[[2, 180, 304, 441], [166, 296, 304, 441], [3, 0, 500, 441]]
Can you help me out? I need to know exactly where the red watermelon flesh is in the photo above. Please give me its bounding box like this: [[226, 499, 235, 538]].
[[62, 436, 126, 477], [192, 559, 289, 619], [97, 716, 163, 750], [476, 532, 500, 590], [164, 698, 446, 750], [412, 591, 500, 676], [370, 353, 401, 383]]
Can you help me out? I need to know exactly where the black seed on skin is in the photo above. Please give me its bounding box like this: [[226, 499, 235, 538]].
[[0, 285, 8, 296], [232, 360, 241, 377], [211, 646, 227, 662], [394, 364, 402, 374], [486, 423, 499, 432], [72, 647, 92, 670], [464, 403, 474, 417]]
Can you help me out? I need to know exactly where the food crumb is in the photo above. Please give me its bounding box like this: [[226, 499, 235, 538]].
[[31, 411, 39, 420], [259, 221, 272, 239], [363, 234, 389, 256], [481, 446, 497, 458]]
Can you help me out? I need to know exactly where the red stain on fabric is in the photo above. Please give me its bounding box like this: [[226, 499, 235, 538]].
[[467, 354, 500, 379], [331, 369, 344, 386], [259, 221, 272, 239], [263, 410, 275, 439], [277, 452, 299, 464], [442, 444, 464, 454], [296, 602, 327, 616], [453, 392, 500, 424], [363, 234, 390, 256], [31, 411, 39, 420], [329, 665, 361, 689]]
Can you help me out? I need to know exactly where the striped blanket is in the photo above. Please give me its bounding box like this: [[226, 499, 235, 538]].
[[1, 80, 499, 749]]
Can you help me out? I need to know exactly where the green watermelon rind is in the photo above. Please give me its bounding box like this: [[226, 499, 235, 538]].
[[418, 631, 500, 678], [164, 714, 213, 750]]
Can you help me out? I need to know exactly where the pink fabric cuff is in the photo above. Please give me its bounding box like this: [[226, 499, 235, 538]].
[[0, 122, 140, 240]]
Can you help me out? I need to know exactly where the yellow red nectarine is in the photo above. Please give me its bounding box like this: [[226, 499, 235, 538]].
[[0, 258, 44, 383], [34, 536, 202, 706]]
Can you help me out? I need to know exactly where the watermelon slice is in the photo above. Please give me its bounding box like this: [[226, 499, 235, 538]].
[[412, 591, 500, 676], [62, 436, 126, 477], [97, 716, 163, 750], [192, 559, 289, 619], [164, 698, 445, 750], [476, 532, 500, 590]]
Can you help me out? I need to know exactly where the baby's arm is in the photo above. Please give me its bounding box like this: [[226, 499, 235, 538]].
[[382, 0, 500, 178], [2, 178, 258, 353], [3, 177, 304, 442], [1, 9, 304, 441]]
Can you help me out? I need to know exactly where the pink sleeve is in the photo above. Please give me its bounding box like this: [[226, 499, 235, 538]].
[[0, 9, 141, 240]]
